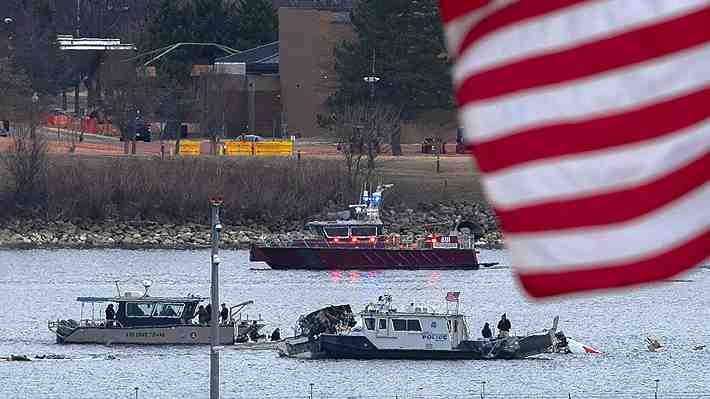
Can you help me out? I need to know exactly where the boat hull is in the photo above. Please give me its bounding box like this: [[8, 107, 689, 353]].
[[279, 334, 554, 360], [250, 246, 479, 270], [55, 325, 235, 345]]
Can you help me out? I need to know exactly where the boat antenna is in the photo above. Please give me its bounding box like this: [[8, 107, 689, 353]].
[[141, 280, 153, 297], [114, 280, 121, 297]]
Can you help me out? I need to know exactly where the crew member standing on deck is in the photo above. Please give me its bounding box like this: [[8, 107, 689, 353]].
[[205, 303, 212, 324], [220, 303, 229, 325], [105, 304, 116, 327], [481, 322, 492, 339], [497, 314, 511, 338]]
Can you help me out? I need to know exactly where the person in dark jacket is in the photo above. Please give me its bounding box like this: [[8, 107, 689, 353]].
[[205, 304, 212, 324], [481, 322, 492, 339], [220, 303, 229, 325], [270, 328, 281, 341], [105, 304, 116, 327], [197, 305, 209, 325], [497, 314, 511, 337]]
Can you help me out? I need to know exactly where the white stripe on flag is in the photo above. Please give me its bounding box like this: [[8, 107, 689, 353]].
[[507, 182, 710, 271], [452, 0, 707, 85], [484, 121, 710, 209], [462, 43, 710, 143]]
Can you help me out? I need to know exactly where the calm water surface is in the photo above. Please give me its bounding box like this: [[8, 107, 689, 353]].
[[0, 249, 708, 399]]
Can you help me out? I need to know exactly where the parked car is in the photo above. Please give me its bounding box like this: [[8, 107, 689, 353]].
[[119, 123, 152, 142], [237, 134, 264, 142]]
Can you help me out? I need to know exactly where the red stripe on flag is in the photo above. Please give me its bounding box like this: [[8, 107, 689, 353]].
[[455, 0, 592, 55], [471, 86, 710, 173], [517, 228, 710, 298], [439, 0, 492, 23], [494, 151, 710, 233], [457, 6, 710, 106]]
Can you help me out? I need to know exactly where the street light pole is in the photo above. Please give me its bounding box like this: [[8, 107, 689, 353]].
[[209, 198, 224, 399], [31, 93, 39, 139], [363, 49, 380, 100]]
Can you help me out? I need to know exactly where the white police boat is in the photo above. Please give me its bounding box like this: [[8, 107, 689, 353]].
[[277, 293, 558, 360], [48, 281, 265, 345]]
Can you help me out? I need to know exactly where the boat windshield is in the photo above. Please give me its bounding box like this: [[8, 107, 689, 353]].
[[152, 303, 185, 318], [126, 302, 155, 318]]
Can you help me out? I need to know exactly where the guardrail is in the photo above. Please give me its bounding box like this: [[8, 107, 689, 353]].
[[223, 140, 294, 157]]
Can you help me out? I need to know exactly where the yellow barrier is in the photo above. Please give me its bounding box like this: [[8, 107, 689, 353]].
[[253, 141, 294, 157], [224, 141, 254, 156], [178, 140, 201, 156]]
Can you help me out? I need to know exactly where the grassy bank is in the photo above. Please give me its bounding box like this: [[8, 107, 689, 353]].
[[0, 152, 487, 228], [0, 155, 345, 227]]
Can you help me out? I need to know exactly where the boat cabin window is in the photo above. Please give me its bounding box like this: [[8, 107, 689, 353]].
[[407, 320, 422, 331], [152, 303, 185, 318], [364, 318, 376, 330], [308, 225, 325, 236], [126, 302, 155, 318], [393, 319, 423, 332], [324, 227, 349, 238], [392, 319, 407, 331], [351, 226, 377, 237], [378, 319, 387, 329]]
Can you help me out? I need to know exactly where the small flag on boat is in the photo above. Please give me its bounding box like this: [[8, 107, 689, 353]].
[[446, 291, 460, 302], [438, 0, 710, 297]]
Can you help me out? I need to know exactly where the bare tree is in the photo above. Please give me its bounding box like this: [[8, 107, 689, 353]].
[[197, 70, 229, 155], [1, 125, 48, 207], [327, 102, 401, 198], [102, 61, 157, 154]]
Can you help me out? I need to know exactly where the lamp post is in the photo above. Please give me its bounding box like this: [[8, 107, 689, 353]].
[[209, 198, 224, 399], [2, 17, 14, 55], [31, 92, 39, 139], [363, 49, 380, 100]]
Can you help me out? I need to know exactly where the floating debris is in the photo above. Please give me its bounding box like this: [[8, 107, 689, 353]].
[[34, 354, 70, 360], [646, 337, 664, 352], [0, 355, 32, 362]]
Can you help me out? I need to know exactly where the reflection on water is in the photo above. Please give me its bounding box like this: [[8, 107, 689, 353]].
[[0, 249, 708, 399]]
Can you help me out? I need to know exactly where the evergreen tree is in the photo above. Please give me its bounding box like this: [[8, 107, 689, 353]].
[[13, 0, 67, 96], [143, 0, 278, 84], [233, 0, 278, 50], [332, 0, 453, 116]]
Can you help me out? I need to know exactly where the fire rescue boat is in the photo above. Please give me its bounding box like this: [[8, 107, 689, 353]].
[[249, 184, 497, 270]]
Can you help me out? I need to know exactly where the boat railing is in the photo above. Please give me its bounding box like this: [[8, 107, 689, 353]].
[[80, 318, 125, 328]]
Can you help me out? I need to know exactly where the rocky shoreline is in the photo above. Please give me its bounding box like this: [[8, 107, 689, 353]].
[[0, 201, 505, 250]]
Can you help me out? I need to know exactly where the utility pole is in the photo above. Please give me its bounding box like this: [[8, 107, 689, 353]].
[[74, 0, 81, 117], [209, 198, 224, 399]]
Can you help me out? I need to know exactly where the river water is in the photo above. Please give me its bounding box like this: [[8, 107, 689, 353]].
[[0, 249, 708, 399]]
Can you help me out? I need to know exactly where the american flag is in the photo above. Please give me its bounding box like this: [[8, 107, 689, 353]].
[[446, 291, 461, 302], [439, 0, 710, 297]]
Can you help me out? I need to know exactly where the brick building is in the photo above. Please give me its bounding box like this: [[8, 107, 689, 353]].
[[278, 7, 355, 137]]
